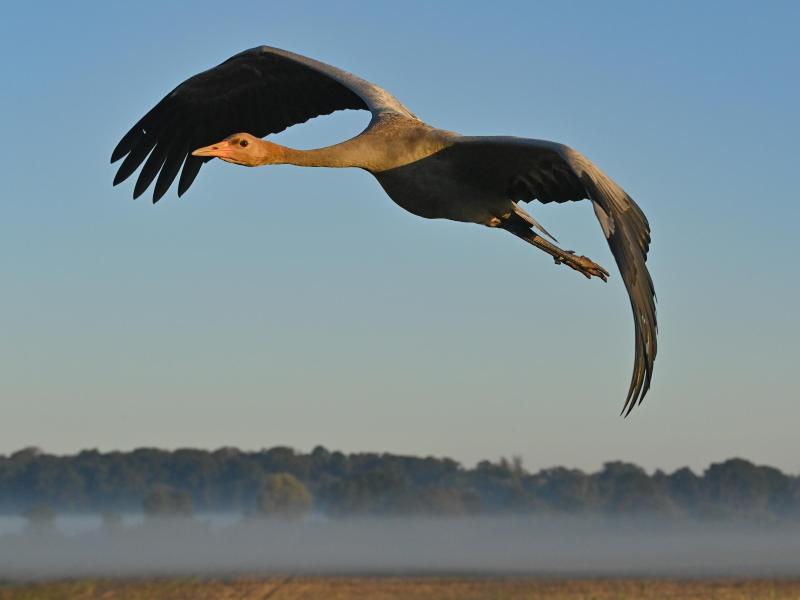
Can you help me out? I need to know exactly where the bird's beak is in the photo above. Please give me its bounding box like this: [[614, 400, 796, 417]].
[[191, 140, 231, 158]]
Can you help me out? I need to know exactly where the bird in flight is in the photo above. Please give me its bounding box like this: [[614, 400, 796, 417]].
[[111, 46, 656, 414]]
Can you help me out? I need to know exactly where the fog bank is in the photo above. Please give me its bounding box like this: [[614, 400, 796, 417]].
[[2, 516, 799, 579]]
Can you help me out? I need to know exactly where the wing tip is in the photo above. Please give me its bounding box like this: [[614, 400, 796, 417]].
[[110, 147, 126, 164], [112, 170, 128, 187], [620, 348, 656, 418], [132, 183, 147, 200]]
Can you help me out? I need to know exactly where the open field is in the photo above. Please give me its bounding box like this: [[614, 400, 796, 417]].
[[3, 578, 800, 599]]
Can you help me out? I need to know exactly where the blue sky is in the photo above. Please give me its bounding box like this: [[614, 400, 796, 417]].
[[1, 1, 798, 473]]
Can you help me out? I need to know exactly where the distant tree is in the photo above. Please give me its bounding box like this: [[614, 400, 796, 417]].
[[419, 486, 483, 515], [10, 446, 43, 463], [322, 465, 417, 515], [256, 473, 313, 518], [309, 445, 331, 480], [531, 467, 599, 513], [142, 485, 193, 517], [599, 461, 675, 515], [2, 445, 800, 520], [462, 457, 532, 512], [667, 467, 704, 515], [704, 458, 793, 518]]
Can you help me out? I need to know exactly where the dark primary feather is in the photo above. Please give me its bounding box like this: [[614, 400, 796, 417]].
[[111, 47, 369, 202], [574, 165, 656, 415], [449, 137, 657, 414]]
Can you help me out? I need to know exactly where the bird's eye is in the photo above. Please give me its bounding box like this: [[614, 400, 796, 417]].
[[239, 139, 249, 148]]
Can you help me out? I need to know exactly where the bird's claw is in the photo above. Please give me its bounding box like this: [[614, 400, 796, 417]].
[[560, 253, 609, 282]]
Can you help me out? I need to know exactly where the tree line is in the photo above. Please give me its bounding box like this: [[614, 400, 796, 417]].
[[1, 446, 798, 519]]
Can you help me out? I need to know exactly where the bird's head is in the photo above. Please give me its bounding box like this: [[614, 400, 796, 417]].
[[191, 133, 285, 167]]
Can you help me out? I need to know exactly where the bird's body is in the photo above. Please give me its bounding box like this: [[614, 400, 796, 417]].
[[112, 46, 657, 414]]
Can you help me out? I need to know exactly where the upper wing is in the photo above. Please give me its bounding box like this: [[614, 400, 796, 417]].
[[450, 137, 656, 415], [111, 45, 413, 202]]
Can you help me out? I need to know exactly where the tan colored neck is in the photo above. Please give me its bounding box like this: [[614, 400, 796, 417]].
[[256, 139, 368, 169]]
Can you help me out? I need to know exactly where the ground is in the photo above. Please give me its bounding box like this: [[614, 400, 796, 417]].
[[2, 577, 800, 599]]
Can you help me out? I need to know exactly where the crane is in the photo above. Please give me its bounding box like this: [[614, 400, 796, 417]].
[[111, 46, 656, 414]]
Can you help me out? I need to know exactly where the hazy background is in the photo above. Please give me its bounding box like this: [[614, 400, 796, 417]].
[[1, 1, 798, 473], [4, 516, 800, 578]]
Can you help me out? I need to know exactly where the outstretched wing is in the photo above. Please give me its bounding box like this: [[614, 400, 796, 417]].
[[111, 45, 413, 202], [450, 136, 656, 414]]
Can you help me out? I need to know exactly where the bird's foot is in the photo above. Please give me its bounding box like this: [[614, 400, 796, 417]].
[[556, 251, 609, 281]]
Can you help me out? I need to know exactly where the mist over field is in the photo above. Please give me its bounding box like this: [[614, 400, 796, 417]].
[[3, 515, 800, 579], [4, 448, 800, 579]]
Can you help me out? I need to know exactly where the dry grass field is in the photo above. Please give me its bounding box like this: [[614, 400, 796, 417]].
[[2, 577, 800, 599]]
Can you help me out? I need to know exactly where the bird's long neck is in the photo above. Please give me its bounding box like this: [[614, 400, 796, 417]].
[[255, 138, 371, 170], [252, 120, 453, 172]]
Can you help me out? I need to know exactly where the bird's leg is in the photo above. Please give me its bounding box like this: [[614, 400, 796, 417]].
[[504, 226, 609, 281]]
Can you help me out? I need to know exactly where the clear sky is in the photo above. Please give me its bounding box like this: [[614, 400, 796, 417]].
[[1, 1, 798, 474]]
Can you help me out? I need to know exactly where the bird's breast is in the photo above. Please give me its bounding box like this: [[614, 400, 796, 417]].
[[373, 151, 505, 225]]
